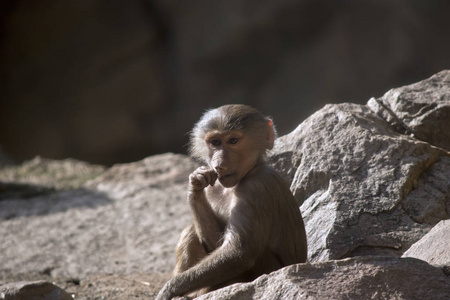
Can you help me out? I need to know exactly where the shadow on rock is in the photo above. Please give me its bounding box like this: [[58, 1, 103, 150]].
[[0, 181, 56, 200], [0, 184, 112, 219]]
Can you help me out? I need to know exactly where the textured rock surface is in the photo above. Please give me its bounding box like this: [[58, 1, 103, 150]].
[[270, 102, 450, 262], [0, 156, 105, 190], [402, 220, 450, 270], [198, 257, 450, 300], [368, 70, 450, 151], [0, 153, 197, 280], [0, 281, 72, 300]]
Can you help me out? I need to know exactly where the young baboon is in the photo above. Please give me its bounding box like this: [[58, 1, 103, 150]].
[[156, 104, 307, 299]]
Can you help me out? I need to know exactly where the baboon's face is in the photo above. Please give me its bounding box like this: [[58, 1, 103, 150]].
[[206, 130, 259, 188]]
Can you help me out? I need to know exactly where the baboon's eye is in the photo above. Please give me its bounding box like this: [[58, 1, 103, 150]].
[[209, 139, 221, 147], [229, 138, 239, 145]]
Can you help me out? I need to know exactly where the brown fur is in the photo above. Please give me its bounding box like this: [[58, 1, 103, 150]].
[[156, 105, 307, 300]]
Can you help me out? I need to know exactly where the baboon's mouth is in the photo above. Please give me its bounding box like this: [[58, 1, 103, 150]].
[[218, 173, 233, 180]]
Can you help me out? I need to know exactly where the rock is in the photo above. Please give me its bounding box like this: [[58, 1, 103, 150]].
[[0, 281, 72, 300], [0, 157, 105, 190], [0, 153, 195, 279], [368, 70, 450, 151], [402, 219, 450, 271], [270, 101, 450, 262], [198, 257, 450, 300], [87, 152, 199, 198], [268, 71, 450, 262]]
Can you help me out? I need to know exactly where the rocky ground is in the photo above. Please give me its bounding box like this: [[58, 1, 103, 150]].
[[1, 71, 449, 299]]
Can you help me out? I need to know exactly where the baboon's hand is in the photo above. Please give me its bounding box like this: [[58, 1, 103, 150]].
[[155, 278, 190, 300], [189, 166, 218, 191]]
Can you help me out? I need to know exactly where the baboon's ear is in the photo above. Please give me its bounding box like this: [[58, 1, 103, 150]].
[[266, 119, 275, 150]]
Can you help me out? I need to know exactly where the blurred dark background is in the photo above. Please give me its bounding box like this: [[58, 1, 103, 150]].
[[1, 0, 449, 166]]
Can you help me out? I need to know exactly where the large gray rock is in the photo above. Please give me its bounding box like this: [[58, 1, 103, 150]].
[[198, 257, 450, 300], [368, 70, 450, 151], [270, 102, 450, 262], [402, 219, 450, 271], [0, 281, 72, 300], [0, 153, 196, 279]]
